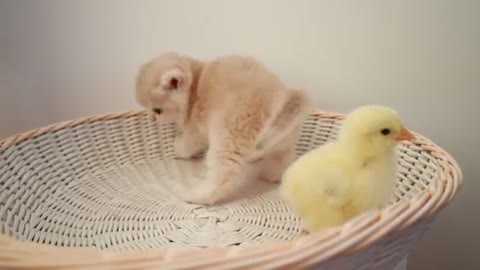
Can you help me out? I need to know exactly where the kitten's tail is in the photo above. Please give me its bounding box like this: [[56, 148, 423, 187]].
[[250, 88, 312, 160], [272, 88, 312, 130]]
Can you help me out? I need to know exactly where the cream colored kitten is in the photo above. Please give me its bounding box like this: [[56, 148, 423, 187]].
[[135, 52, 311, 205]]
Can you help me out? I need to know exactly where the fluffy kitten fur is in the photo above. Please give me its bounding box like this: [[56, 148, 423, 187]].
[[135, 52, 311, 205]]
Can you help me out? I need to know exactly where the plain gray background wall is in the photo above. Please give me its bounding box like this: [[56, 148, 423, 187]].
[[0, 1, 478, 268]]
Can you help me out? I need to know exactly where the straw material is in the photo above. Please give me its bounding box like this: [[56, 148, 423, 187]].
[[0, 110, 462, 269]]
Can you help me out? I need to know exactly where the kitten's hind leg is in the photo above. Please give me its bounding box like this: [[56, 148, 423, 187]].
[[255, 88, 311, 153], [257, 144, 296, 183], [250, 125, 299, 183], [251, 89, 311, 183]]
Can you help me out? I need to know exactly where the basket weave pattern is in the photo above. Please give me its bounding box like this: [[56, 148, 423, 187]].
[[0, 110, 462, 269]]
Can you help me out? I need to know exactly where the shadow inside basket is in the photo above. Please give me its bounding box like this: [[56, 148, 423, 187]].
[[0, 113, 439, 251]]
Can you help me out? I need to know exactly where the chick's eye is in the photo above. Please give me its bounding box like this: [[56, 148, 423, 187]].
[[381, 128, 391, 135], [153, 108, 163, 115]]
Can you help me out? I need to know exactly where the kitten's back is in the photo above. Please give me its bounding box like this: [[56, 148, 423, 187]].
[[197, 55, 289, 117], [202, 55, 285, 93]]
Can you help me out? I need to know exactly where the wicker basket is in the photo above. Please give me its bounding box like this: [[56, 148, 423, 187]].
[[0, 110, 461, 270]]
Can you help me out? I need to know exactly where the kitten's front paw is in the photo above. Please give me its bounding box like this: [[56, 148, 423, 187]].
[[181, 190, 216, 206], [174, 136, 193, 159], [179, 184, 221, 206], [185, 196, 215, 206]]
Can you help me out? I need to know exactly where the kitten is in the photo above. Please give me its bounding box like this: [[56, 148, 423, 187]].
[[135, 52, 311, 205]]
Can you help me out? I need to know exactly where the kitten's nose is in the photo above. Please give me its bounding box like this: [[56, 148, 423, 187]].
[[149, 112, 156, 121], [150, 108, 162, 122]]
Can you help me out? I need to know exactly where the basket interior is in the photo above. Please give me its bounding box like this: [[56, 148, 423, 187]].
[[0, 113, 440, 251]]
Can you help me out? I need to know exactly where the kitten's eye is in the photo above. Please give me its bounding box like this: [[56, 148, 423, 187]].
[[153, 108, 163, 115], [381, 128, 391, 135]]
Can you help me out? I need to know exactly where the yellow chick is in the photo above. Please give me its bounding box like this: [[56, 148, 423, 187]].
[[280, 105, 415, 233]]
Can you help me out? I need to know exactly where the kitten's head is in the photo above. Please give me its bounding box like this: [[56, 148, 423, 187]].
[[135, 52, 193, 124]]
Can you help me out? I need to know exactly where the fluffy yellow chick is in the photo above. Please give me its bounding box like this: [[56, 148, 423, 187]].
[[280, 105, 415, 233]]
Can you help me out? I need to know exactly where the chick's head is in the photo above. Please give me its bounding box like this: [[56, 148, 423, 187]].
[[338, 105, 415, 155]]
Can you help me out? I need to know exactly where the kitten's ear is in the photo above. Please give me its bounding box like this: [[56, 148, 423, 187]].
[[160, 68, 184, 91]]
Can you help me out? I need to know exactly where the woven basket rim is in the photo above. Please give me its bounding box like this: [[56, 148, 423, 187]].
[[0, 109, 463, 269]]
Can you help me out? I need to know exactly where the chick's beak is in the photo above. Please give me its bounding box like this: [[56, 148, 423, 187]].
[[395, 128, 415, 142]]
